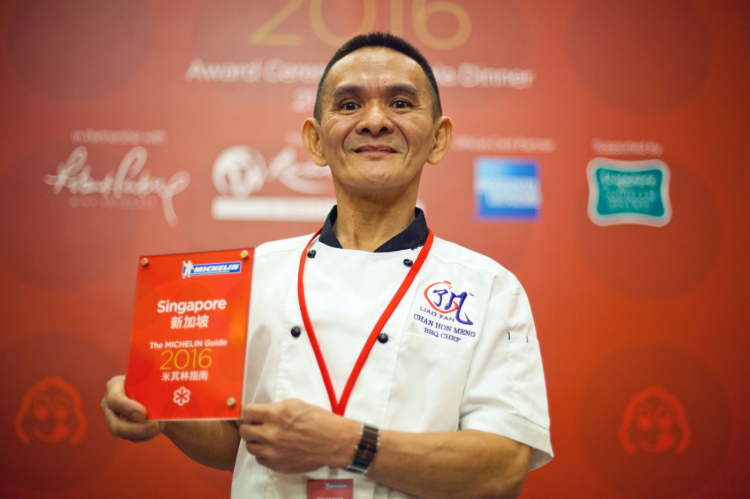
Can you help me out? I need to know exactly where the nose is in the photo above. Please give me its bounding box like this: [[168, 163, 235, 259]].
[[356, 102, 393, 136]]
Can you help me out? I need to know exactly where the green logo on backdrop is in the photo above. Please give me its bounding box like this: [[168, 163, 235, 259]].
[[587, 158, 671, 227]]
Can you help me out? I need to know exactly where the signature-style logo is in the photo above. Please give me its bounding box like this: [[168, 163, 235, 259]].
[[619, 385, 691, 455], [211, 145, 336, 221], [181, 260, 241, 278], [424, 281, 473, 325], [15, 376, 87, 445], [43, 146, 191, 226]]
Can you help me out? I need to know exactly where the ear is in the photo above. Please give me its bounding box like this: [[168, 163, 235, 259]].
[[301, 118, 328, 166], [426, 116, 454, 165]]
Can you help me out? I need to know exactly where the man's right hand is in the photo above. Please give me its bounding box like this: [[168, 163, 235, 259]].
[[101, 375, 164, 442]]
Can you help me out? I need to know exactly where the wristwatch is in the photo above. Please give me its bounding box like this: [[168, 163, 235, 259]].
[[344, 423, 380, 474]]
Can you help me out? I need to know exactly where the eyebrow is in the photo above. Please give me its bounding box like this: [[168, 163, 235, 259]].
[[331, 83, 421, 101]]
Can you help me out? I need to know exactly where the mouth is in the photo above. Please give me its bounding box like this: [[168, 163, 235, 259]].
[[354, 145, 397, 154]]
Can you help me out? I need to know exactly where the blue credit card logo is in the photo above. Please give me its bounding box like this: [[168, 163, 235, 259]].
[[182, 260, 241, 278], [474, 157, 541, 220]]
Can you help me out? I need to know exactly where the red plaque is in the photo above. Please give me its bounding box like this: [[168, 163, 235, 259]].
[[124, 249, 253, 420]]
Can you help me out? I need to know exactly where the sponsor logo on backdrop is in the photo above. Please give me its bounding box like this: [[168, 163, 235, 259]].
[[15, 376, 87, 445], [592, 138, 663, 157], [474, 157, 541, 221], [43, 143, 190, 227], [211, 145, 336, 221], [580, 345, 731, 498], [587, 158, 671, 227], [453, 135, 556, 154], [0, 334, 122, 490], [619, 386, 690, 455], [181, 260, 241, 278]]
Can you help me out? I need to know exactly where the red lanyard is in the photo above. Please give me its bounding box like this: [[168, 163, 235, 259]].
[[297, 228, 434, 416]]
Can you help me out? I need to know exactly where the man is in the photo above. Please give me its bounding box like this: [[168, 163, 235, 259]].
[[102, 33, 552, 498]]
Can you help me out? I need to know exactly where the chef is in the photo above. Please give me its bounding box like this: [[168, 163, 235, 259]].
[[102, 32, 552, 499]]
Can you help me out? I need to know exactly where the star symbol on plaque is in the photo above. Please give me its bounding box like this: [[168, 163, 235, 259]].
[[173, 386, 191, 406]]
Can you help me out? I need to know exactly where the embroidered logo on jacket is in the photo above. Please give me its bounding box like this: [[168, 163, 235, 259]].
[[423, 281, 473, 326]]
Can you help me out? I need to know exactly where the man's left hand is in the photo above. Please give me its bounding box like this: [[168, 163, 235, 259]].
[[239, 399, 360, 473]]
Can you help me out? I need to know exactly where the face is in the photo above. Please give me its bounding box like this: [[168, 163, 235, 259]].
[[302, 47, 452, 197]]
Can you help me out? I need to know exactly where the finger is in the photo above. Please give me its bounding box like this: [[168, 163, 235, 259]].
[[104, 375, 148, 422], [245, 441, 281, 466], [103, 402, 160, 441], [254, 454, 273, 469], [241, 403, 271, 424], [238, 422, 268, 444], [245, 440, 268, 457], [103, 402, 159, 439]]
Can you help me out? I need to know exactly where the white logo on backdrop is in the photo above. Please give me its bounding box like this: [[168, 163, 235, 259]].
[[211, 146, 335, 222], [71, 129, 168, 146], [44, 146, 191, 226], [591, 138, 664, 158], [453, 135, 556, 154], [212, 146, 268, 199]]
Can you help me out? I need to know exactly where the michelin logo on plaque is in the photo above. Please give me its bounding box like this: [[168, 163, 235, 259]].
[[474, 157, 541, 221], [587, 158, 672, 227]]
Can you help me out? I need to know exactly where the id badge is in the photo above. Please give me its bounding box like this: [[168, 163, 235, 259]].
[[307, 479, 354, 499]]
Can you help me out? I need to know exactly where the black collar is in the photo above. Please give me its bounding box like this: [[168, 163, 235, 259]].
[[319, 206, 429, 252]]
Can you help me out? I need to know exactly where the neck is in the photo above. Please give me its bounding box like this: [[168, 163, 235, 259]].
[[332, 183, 419, 252]]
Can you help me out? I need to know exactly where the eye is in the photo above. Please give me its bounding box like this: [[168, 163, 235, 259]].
[[392, 100, 411, 109], [340, 101, 359, 111]]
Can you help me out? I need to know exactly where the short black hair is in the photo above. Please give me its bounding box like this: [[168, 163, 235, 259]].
[[313, 32, 442, 121]]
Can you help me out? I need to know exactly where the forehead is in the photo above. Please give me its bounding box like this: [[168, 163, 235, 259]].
[[324, 47, 429, 96]]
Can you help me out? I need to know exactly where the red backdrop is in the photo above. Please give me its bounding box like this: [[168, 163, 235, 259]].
[[1, 0, 748, 497]]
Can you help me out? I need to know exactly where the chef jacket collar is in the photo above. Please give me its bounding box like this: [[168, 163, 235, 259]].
[[319, 205, 429, 252]]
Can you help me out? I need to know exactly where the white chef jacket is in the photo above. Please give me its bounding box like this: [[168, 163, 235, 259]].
[[232, 208, 552, 498]]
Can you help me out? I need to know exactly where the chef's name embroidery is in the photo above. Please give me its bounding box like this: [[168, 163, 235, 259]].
[[413, 280, 476, 343], [414, 311, 476, 343]]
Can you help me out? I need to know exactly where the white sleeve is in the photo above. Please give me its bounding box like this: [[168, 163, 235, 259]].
[[459, 277, 553, 470]]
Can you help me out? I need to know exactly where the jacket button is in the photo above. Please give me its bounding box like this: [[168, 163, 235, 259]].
[[291, 326, 301, 338], [307, 249, 316, 258], [403, 259, 413, 267], [377, 333, 389, 344]]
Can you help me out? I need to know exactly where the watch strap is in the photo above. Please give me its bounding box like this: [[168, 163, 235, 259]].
[[344, 423, 380, 474]]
